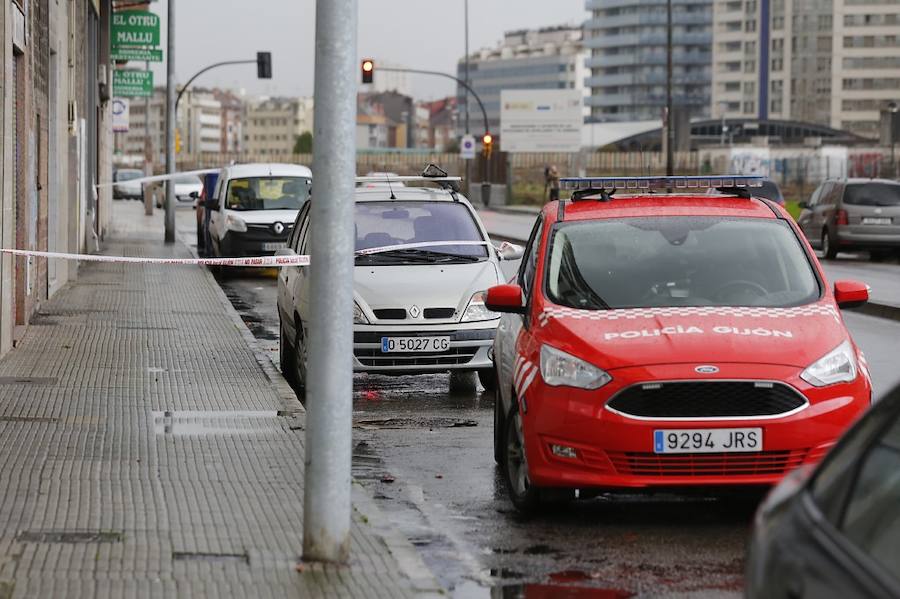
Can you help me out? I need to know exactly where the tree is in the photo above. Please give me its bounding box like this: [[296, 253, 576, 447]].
[[294, 131, 313, 154]]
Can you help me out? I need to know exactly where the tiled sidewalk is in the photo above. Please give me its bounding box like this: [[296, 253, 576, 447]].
[[0, 202, 439, 598]]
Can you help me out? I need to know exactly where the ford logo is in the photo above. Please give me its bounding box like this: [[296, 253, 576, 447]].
[[695, 365, 719, 374]]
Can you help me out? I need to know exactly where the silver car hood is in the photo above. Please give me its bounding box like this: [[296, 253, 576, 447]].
[[354, 260, 502, 320]]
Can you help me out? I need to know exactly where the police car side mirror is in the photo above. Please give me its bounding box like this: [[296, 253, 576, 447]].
[[834, 280, 868, 309], [485, 284, 525, 314], [495, 241, 524, 262]]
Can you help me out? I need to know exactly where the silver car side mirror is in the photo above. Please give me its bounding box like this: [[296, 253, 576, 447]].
[[274, 247, 297, 257], [495, 241, 524, 261]]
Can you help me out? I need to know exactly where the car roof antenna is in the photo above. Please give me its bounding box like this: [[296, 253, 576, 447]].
[[385, 173, 396, 200]]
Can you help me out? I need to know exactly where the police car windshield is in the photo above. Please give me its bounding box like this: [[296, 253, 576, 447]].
[[355, 201, 487, 262], [546, 216, 819, 310], [225, 176, 311, 211]]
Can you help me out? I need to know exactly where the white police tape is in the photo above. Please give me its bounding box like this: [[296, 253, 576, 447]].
[[0, 240, 494, 268], [96, 168, 220, 188]]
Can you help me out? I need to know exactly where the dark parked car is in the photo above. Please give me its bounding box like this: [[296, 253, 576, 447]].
[[756, 178, 785, 205], [745, 383, 900, 599], [798, 178, 900, 260]]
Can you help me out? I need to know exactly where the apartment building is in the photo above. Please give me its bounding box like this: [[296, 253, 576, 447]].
[[456, 25, 588, 133], [584, 0, 713, 122], [712, 0, 900, 138], [242, 97, 314, 159]]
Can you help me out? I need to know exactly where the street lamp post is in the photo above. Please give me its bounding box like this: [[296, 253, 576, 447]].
[[889, 101, 898, 179], [665, 0, 674, 178], [164, 0, 175, 243]]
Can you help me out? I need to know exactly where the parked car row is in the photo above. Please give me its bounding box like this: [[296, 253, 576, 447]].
[[191, 164, 895, 594]]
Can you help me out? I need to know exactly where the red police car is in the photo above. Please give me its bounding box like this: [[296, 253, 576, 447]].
[[486, 176, 873, 513]]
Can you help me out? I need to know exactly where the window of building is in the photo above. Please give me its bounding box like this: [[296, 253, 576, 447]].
[[745, 40, 757, 54], [744, 59, 756, 72], [772, 15, 784, 29], [745, 0, 758, 13], [745, 19, 757, 31], [724, 81, 741, 92], [743, 100, 756, 113], [772, 58, 783, 71]]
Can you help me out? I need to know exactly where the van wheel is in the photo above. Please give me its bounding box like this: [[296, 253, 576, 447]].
[[478, 368, 497, 392], [280, 320, 297, 387], [503, 405, 543, 514], [449, 371, 478, 394], [822, 229, 837, 260]]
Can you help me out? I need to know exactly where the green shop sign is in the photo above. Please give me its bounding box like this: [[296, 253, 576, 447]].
[[112, 11, 161, 61], [113, 70, 153, 97]]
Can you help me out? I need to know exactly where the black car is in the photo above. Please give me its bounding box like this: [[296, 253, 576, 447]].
[[746, 383, 900, 599]]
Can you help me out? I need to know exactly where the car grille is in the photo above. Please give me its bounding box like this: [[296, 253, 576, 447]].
[[354, 330, 495, 344], [373, 309, 407, 320], [606, 381, 807, 419], [607, 450, 808, 477], [370, 308, 458, 321], [354, 346, 477, 367]]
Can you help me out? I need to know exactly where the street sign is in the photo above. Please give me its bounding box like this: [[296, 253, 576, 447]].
[[113, 70, 153, 97], [111, 98, 130, 132], [112, 11, 161, 48], [460, 134, 475, 160], [111, 47, 163, 62], [500, 89, 583, 153]]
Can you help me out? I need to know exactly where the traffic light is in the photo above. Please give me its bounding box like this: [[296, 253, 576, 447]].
[[257, 52, 272, 79], [361, 59, 374, 84], [482, 132, 493, 158]]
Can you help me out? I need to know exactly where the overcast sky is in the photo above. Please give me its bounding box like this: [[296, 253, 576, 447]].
[[149, 0, 585, 100]]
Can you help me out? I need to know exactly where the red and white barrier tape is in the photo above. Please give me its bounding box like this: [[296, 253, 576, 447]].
[[0, 241, 495, 267]]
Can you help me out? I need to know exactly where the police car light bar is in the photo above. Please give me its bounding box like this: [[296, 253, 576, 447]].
[[560, 175, 764, 192], [355, 176, 462, 184]]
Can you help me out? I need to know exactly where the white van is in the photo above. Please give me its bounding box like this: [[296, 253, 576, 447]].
[[207, 163, 312, 257]]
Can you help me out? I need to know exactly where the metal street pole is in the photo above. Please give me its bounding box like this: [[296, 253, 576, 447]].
[[665, 0, 674, 177], [890, 102, 898, 178], [464, 0, 471, 197], [144, 60, 153, 216], [303, 0, 357, 564], [164, 0, 175, 243]]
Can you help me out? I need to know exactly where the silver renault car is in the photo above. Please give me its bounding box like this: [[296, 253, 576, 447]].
[[276, 172, 522, 393]]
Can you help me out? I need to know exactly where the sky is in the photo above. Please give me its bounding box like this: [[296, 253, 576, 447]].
[[148, 0, 586, 101]]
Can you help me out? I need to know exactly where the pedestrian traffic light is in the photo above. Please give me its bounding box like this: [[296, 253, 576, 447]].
[[482, 133, 493, 158], [257, 52, 272, 79], [361, 59, 374, 84]]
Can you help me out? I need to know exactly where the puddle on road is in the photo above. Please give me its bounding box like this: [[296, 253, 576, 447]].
[[151, 410, 290, 436]]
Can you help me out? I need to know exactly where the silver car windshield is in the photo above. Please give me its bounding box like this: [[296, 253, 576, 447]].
[[546, 217, 820, 309], [355, 201, 487, 264]]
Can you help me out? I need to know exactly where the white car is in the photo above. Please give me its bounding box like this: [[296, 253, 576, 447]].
[[276, 174, 522, 393], [174, 174, 204, 203], [113, 168, 144, 200], [206, 163, 312, 257]]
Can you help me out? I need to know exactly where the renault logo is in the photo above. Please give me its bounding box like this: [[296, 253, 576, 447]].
[[273, 222, 285, 235], [409, 305, 421, 318], [695, 365, 719, 374]]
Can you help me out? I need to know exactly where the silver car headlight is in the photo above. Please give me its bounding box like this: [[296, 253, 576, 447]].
[[224, 213, 247, 233], [460, 291, 499, 322], [540, 344, 611, 390], [801, 340, 857, 387], [353, 302, 369, 325]]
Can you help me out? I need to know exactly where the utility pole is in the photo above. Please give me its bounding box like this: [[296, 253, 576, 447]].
[[464, 0, 471, 197], [303, 0, 357, 563], [164, 0, 175, 243], [144, 60, 153, 216], [665, 0, 674, 178]]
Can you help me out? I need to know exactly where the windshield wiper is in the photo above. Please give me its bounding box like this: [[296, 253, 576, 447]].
[[360, 248, 481, 263], [355, 250, 436, 264]]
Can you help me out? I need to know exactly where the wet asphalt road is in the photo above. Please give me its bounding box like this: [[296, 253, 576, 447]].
[[175, 208, 900, 597]]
